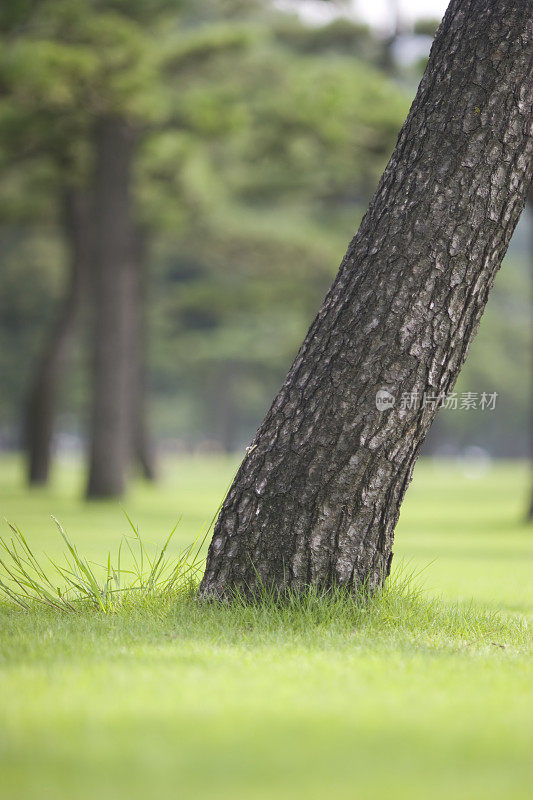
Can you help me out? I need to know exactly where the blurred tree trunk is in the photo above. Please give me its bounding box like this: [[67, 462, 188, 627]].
[[25, 188, 91, 485], [86, 117, 139, 499], [527, 185, 533, 520], [207, 364, 239, 453], [131, 228, 157, 481], [380, 0, 402, 75], [200, 0, 533, 598]]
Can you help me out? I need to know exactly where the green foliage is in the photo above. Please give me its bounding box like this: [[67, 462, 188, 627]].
[[413, 18, 441, 37], [213, 47, 407, 202], [273, 17, 378, 58], [0, 0, 528, 456], [0, 516, 206, 612], [0, 0, 410, 448]]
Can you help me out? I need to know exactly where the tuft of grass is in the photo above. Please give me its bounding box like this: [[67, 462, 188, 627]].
[[0, 515, 207, 613], [0, 522, 527, 652]]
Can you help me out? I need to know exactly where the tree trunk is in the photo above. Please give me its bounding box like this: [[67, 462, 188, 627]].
[[131, 228, 157, 481], [207, 363, 239, 453], [380, 0, 402, 75], [200, 0, 533, 598], [86, 117, 139, 499], [527, 186, 533, 520], [25, 188, 90, 485]]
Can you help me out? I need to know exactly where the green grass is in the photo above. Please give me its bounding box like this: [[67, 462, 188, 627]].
[[0, 455, 532, 799]]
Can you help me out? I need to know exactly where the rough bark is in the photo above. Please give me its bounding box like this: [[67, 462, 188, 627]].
[[25, 188, 90, 485], [86, 117, 139, 499], [200, 0, 533, 598]]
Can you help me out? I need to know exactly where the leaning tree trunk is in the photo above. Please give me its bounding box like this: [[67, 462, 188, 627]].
[[86, 117, 139, 499], [200, 0, 533, 598], [25, 188, 90, 485]]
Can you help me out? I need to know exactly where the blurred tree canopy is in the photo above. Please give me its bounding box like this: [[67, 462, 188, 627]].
[[0, 0, 528, 466]]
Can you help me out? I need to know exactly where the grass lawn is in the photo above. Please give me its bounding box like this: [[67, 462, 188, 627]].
[[0, 454, 532, 799]]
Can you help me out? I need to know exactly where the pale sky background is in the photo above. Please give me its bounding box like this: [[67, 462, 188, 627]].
[[276, 1, 450, 33], [354, 0, 449, 30]]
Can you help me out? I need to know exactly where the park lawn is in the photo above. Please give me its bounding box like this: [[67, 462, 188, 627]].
[[0, 455, 532, 799]]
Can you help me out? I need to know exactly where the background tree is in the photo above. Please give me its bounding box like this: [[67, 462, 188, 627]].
[[526, 183, 533, 520], [86, 116, 140, 498], [0, 0, 252, 494], [25, 186, 91, 485], [0, 0, 530, 490], [0, 15, 94, 485]]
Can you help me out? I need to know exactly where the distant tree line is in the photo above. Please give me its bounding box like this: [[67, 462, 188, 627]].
[[0, 0, 529, 499]]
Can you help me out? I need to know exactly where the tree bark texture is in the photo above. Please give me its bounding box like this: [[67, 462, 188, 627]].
[[201, 0, 533, 598], [25, 188, 91, 485], [86, 117, 139, 499]]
